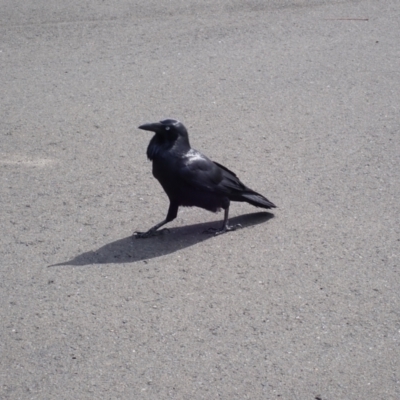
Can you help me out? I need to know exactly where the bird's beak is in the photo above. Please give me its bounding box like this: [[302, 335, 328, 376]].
[[138, 122, 162, 132]]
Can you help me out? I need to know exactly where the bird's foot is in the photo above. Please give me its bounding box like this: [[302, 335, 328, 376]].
[[214, 223, 242, 236], [203, 224, 242, 236], [134, 228, 170, 239]]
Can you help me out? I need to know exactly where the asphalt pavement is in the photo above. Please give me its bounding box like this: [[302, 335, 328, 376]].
[[1, 0, 399, 399]]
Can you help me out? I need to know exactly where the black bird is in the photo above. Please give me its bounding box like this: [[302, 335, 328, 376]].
[[135, 119, 276, 238]]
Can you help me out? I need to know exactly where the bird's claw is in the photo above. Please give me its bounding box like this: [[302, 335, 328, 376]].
[[215, 223, 242, 235], [203, 223, 242, 236], [134, 228, 170, 239]]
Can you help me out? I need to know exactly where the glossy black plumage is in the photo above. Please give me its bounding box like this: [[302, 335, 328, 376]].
[[135, 119, 276, 238]]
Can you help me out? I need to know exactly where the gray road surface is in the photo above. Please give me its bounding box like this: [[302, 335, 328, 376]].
[[1, 0, 399, 399]]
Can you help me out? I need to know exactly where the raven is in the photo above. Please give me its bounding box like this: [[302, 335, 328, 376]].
[[135, 119, 276, 238]]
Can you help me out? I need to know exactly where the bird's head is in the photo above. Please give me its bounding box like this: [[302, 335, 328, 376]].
[[138, 119, 189, 141], [139, 119, 190, 159]]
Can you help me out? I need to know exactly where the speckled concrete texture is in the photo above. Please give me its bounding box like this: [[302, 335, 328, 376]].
[[1, 1, 399, 399]]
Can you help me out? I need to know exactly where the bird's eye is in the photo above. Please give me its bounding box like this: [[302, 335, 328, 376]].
[[165, 126, 170, 131]]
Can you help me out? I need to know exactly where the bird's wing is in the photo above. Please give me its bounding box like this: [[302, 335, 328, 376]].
[[179, 150, 245, 194], [215, 163, 276, 208], [212, 161, 246, 192], [179, 149, 276, 209], [179, 150, 222, 190]]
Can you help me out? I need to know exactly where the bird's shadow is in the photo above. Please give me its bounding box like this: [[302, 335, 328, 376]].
[[49, 212, 274, 267]]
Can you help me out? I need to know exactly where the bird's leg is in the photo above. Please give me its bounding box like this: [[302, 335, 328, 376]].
[[204, 207, 242, 236], [134, 202, 178, 239], [215, 207, 242, 235]]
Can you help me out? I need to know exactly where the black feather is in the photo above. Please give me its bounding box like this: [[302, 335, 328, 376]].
[[135, 119, 276, 237]]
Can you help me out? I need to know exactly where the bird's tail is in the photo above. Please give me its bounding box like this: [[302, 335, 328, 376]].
[[240, 190, 276, 209]]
